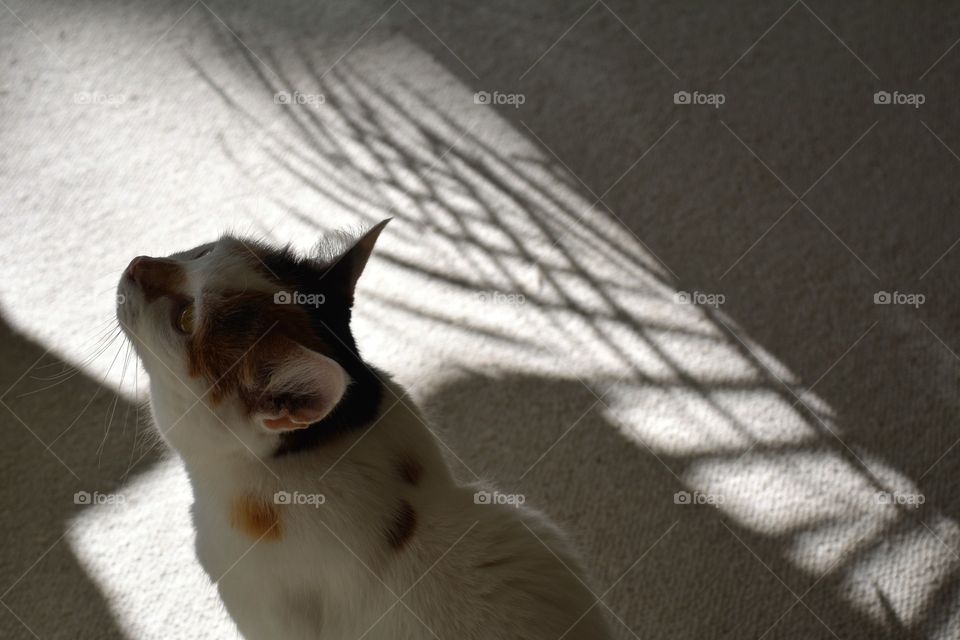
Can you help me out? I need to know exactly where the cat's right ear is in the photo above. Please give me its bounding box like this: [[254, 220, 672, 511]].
[[253, 344, 350, 432], [323, 219, 390, 301]]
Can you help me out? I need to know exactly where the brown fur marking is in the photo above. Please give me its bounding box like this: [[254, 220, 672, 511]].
[[386, 500, 417, 550], [230, 494, 283, 541], [396, 455, 423, 486], [135, 258, 186, 302], [187, 290, 317, 406]]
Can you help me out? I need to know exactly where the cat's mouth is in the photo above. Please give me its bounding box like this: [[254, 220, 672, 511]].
[[116, 257, 147, 331], [116, 276, 137, 328]]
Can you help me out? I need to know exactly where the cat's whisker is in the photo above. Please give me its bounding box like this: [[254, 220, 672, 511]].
[[33, 317, 117, 368], [48, 316, 119, 361], [98, 341, 134, 462], [83, 318, 125, 360], [123, 355, 154, 475], [31, 318, 120, 377], [122, 414, 161, 481], [45, 336, 128, 449], [20, 327, 124, 395], [30, 327, 123, 383], [120, 355, 139, 436]]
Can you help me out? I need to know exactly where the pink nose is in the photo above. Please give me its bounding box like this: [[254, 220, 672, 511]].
[[125, 256, 148, 282]]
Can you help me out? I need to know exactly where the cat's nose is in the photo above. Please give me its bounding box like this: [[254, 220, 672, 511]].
[[123, 256, 185, 300], [125, 256, 148, 282]]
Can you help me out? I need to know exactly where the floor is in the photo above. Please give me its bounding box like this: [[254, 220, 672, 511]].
[[2, 1, 960, 638]]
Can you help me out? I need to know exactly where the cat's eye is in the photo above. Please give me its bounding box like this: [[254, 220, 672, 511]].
[[176, 304, 195, 334], [195, 247, 212, 259]]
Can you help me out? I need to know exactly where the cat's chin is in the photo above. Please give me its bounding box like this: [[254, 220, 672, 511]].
[[115, 280, 143, 338]]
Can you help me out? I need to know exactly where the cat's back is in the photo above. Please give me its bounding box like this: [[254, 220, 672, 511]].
[[372, 484, 609, 640]]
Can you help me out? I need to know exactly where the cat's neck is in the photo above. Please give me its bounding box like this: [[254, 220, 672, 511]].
[[178, 374, 445, 493]]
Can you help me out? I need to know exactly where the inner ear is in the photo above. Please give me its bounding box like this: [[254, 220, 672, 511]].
[[254, 344, 350, 433]]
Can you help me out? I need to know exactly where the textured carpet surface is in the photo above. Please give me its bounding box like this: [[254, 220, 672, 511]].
[[3, 1, 960, 638]]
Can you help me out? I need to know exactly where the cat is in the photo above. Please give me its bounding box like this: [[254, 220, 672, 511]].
[[116, 220, 609, 639]]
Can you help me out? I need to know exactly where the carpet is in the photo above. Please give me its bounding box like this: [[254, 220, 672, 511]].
[[2, 1, 960, 638]]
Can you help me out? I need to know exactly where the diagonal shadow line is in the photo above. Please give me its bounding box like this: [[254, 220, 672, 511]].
[[196, 45, 890, 503]]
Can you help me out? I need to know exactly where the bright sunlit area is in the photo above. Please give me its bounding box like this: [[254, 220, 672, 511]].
[[2, 1, 960, 639]]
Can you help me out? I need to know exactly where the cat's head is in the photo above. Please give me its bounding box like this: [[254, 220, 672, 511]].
[[116, 221, 389, 460]]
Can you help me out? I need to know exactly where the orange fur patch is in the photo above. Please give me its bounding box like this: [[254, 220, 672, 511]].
[[187, 290, 317, 407], [230, 494, 283, 540]]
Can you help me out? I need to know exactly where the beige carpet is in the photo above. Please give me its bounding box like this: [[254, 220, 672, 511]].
[[3, 1, 960, 638]]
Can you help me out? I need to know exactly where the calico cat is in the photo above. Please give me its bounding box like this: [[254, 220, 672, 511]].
[[116, 221, 609, 639]]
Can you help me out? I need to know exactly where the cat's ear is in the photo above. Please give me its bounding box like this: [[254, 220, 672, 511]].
[[324, 219, 390, 300], [255, 344, 350, 432]]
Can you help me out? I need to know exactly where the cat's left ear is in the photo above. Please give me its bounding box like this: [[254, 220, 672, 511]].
[[254, 344, 350, 432], [324, 219, 390, 300]]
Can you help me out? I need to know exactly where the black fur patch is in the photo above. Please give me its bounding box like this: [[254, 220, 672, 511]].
[[246, 241, 386, 456]]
